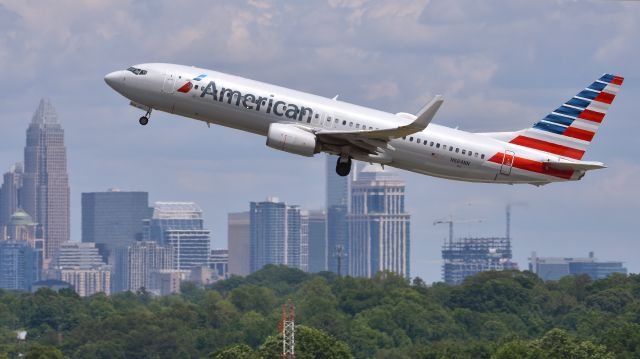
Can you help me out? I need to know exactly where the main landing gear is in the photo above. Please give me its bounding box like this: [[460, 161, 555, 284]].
[[335, 156, 352, 177], [139, 108, 152, 126]]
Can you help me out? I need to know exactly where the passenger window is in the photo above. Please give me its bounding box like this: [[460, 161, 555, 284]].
[[424, 141, 428, 146], [462, 150, 466, 155], [342, 120, 346, 125], [403, 136, 406, 140], [449, 146, 453, 151], [194, 85, 199, 89], [356, 124, 360, 129], [436, 143, 440, 148], [334, 118, 338, 123], [468, 151, 472, 157], [369, 127, 373, 130], [455, 148, 459, 153], [430, 142, 434, 146], [417, 139, 421, 144], [481, 154, 485, 159], [349, 122, 353, 127], [475, 153, 478, 158], [409, 137, 414, 142]]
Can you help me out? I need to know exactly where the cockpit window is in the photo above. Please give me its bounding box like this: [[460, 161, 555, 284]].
[[127, 67, 147, 75]]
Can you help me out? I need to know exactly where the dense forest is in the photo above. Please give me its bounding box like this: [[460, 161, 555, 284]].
[[1, 266, 640, 358]]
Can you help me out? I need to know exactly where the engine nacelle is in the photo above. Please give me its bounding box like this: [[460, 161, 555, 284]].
[[266, 123, 318, 157]]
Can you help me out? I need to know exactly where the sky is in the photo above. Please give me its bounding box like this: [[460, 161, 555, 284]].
[[0, 0, 638, 283]]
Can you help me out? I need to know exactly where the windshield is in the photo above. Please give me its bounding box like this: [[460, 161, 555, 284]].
[[127, 67, 147, 75]]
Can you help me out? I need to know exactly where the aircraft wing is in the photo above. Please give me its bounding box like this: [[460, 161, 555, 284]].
[[315, 95, 444, 156]]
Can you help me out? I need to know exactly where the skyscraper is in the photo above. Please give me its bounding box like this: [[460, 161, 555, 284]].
[[307, 210, 327, 273], [114, 241, 174, 293], [21, 99, 70, 262], [249, 198, 308, 272], [82, 189, 150, 261], [228, 211, 250, 276], [349, 164, 410, 278], [0, 163, 23, 232], [325, 155, 356, 275], [0, 240, 41, 291], [145, 202, 211, 271], [55, 242, 111, 296]]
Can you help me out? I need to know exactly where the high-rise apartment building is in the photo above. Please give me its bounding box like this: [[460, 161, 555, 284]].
[[0, 163, 23, 231], [0, 240, 41, 291], [349, 164, 410, 278], [307, 210, 327, 273], [228, 211, 250, 276], [82, 190, 150, 261], [114, 241, 174, 293], [54, 242, 110, 296], [209, 249, 229, 279], [249, 198, 308, 273], [21, 99, 70, 262], [145, 202, 211, 271]]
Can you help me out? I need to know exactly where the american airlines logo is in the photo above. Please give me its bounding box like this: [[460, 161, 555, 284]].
[[197, 80, 315, 122]]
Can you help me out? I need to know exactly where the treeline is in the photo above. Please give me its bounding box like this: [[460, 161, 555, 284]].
[[1, 266, 640, 358]]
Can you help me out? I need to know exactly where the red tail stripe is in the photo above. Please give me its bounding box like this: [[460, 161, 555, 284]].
[[611, 76, 624, 85], [488, 153, 574, 180], [510, 136, 585, 160], [562, 127, 595, 142], [594, 91, 615, 105], [578, 109, 605, 123]]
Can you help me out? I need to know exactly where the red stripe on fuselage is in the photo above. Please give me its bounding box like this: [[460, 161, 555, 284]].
[[562, 127, 595, 142], [509, 136, 585, 159], [488, 153, 574, 180]]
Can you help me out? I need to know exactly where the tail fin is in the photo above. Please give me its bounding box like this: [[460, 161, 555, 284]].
[[507, 74, 623, 160]]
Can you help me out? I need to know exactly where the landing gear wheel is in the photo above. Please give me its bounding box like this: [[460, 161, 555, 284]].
[[335, 156, 352, 177], [139, 116, 149, 126]]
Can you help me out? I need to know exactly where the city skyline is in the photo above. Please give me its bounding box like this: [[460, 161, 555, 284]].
[[0, 1, 638, 283]]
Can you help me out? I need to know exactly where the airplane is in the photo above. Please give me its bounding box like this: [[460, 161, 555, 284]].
[[104, 64, 623, 185]]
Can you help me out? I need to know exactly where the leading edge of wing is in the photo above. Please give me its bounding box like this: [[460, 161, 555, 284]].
[[316, 95, 444, 141]]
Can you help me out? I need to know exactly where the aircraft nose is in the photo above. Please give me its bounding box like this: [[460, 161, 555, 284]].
[[104, 70, 125, 90]]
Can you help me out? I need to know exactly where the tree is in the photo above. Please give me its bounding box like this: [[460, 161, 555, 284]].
[[259, 325, 353, 359], [209, 344, 260, 359], [24, 344, 65, 359]]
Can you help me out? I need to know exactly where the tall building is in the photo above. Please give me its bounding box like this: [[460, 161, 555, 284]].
[[209, 249, 229, 279], [114, 241, 174, 293], [529, 251, 627, 281], [442, 237, 517, 285], [249, 198, 308, 272], [82, 189, 150, 261], [349, 164, 411, 278], [0, 163, 23, 231], [307, 210, 327, 273], [145, 202, 211, 271], [228, 211, 250, 276], [0, 240, 41, 291], [51, 242, 110, 296], [21, 99, 70, 262], [325, 155, 356, 275]]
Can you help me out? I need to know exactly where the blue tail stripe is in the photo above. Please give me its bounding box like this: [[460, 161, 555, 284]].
[[588, 82, 606, 91], [555, 105, 582, 117], [577, 90, 598, 100], [544, 113, 575, 126], [566, 97, 590, 108], [599, 74, 615, 83], [534, 122, 566, 135]]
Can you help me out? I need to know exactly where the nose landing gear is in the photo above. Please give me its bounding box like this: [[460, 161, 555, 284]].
[[139, 108, 152, 126], [335, 156, 352, 177]]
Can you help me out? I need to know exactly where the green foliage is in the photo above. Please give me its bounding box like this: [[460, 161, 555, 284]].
[[1, 269, 640, 358], [24, 343, 65, 359]]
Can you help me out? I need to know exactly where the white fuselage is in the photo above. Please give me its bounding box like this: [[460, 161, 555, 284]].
[[105, 63, 585, 185]]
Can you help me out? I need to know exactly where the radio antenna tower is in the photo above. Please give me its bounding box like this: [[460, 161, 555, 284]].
[[281, 299, 295, 359]]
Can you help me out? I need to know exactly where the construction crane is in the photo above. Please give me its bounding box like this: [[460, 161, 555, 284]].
[[433, 216, 484, 245]]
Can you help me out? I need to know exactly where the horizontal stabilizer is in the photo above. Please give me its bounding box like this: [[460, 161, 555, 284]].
[[544, 159, 606, 171]]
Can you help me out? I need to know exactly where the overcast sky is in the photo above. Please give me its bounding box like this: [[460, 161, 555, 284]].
[[0, 0, 638, 283]]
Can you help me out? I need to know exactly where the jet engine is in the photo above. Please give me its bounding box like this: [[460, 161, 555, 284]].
[[266, 123, 318, 157]]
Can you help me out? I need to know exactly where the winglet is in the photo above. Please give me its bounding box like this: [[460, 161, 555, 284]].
[[399, 95, 444, 134]]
